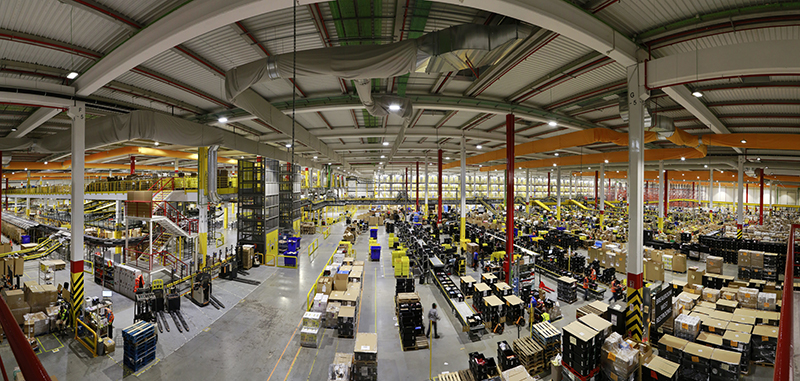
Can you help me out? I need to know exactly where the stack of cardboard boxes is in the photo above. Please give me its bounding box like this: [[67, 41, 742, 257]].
[[126, 191, 153, 218]]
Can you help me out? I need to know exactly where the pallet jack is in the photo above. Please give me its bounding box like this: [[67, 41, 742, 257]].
[[166, 292, 189, 333], [219, 245, 260, 286], [188, 271, 226, 310]]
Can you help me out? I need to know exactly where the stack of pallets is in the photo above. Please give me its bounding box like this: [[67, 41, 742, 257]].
[[123, 321, 157, 372], [532, 321, 561, 361], [512, 336, 545, 375]]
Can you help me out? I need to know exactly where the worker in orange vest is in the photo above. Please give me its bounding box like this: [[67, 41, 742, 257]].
[[590, 268, 597, 282], [583, 276, 590, 301]]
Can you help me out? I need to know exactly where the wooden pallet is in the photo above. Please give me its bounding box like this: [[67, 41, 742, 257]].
[[401, 335, 429, 351], [532, 321, 561, 347], [512, 337, 545, 375]]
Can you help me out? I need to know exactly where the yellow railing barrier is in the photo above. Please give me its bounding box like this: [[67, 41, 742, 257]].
[[305, 248, 339, 311], [307, 238, 319, 259], [322, 226, 331, 239], [75, 317, 98, 357], [276, 255, 299, 269], [6, 175, 237, 195]]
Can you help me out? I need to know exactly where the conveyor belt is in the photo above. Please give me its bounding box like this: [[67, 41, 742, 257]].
[[431, 269, 484, 332]]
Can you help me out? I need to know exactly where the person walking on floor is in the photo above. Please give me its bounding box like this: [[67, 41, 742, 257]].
[[427, 303, 441, 339], [583, 275, 591, 301]]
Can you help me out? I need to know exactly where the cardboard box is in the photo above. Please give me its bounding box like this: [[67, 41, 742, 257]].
[[2, 289, 25, 309], [737, 250, 751, 267], [751, 251, 764, 268], [672, 254, 687, 273], [10, 304, 30, 325], [645, 260, 664, 282], [104, 338, 115, 354], [316, 277, 333, 295], [706, 256, 723, 274], [334, 268, 351, 292], [687, 267, 704, 287], [643, 356, 679, 381]]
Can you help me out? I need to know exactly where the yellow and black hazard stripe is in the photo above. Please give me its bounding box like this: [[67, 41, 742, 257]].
[[736, 226, 743, 240], [70, 261, 85, 320], [626, 287, 643, 341]]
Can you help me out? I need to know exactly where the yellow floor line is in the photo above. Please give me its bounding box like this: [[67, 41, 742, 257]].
[[282, 347, 302, 381], [267, 320, 302, 381], [305, 330, 326, 381], [374, 268, 377, 331]]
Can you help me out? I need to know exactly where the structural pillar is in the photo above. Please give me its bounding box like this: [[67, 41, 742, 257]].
[[26, 169, 30, 218], [759, 168, 764, 225], [130, 156, 135, 175], [68, 102, 86, 322], [599, 163, 605, 229], [625, 63, 647, 341], [569, 172, 574, 199], [525, 168, 530, 216], [115, 200, 122, 255], [424, 154, 429, 215], [547, 172, 551, 198], [709, 168, 714, 223], [460, 134, 467, 245], [556, 168, 562, 221], [663, 169, 669, 224], [416, 161, 420, 212], [737, 156, 744, 239], [198, 147, 209, 270], [505, 114, 514, 284], [437, 149, 442, 224], [594, 171, 598, 209]]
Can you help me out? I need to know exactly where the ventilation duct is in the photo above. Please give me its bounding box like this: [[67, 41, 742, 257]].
[[618, 98, 674, 138], [225, 23, 529, 117], [207, 145, 222, 205]]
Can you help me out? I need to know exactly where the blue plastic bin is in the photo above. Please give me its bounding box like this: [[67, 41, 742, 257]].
[[370, 228, 378, 239], [370, 246, 381, 261], [284, 251, 298, 267], [21, 235, 30, 244]]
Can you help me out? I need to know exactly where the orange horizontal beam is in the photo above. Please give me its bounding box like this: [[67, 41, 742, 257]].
[[68, 146, 237, 166], [482, 147, 706, 171], [443, 128, 660, 170]]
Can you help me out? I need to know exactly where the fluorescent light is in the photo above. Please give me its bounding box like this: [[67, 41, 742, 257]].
[[478, 165, 482, 168], [476, 145, 482, 150], [588, 167, 591, 170], [11, 128, 16, 132], [692, 91, 703, 97], [313, 156, 318, 159], [604, 159, 608, 163], [218, 117, 228, 123], [445, 157, 450, 160], [552, 163, 556, 167], [285, 143, 292, 148], [24, 168, 27, 171], [382, 142, 389, 146], [388, 104, 401, 111], [680, 157, 685, 161], [548, 121, 557, 127], [616, 171, 619, 173], [380, 155, 385, 158], [704, 164, 708, 168], [44, 161, 48, 165], [740, 139, 747, 144], [240, 156, 244, 159], [154, 142, 159, 146], [379, 162, 383, 165], [518, 167, 522, 169], [328, 163, 332, 165], [757, 157, 761, 161], [554, 153, 559, 157], [67, 72, 79, 79]]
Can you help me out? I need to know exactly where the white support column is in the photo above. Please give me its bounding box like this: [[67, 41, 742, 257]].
[[709, 168, 714, 209], [737, 156, 745, 238], [570, 172, 574, 199], [68, 102, 86, 318], [769, 182, 774, 212], [658, 161, 665, 232], [525, 169, 531, 202], [599, 163, 605, 229], [115, 200, 122, 224], [556, 168, 562, 220], [626, 63, 647, 341]]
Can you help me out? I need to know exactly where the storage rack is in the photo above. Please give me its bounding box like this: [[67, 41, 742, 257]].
[[279, 162, 300, 235], [93, 253, 115, 288], [237, 159, 268, 254]]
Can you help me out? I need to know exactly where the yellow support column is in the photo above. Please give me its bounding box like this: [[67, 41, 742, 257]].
[[198, 147, 208, 269], [224, 203, 228, 230], [657, 217, 664, 232]]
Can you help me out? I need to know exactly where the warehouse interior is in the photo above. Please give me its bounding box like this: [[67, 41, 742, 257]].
[[0, 0, 797, 380]]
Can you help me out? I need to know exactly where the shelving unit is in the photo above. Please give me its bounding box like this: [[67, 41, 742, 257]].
[[92, 253, 115, 289]]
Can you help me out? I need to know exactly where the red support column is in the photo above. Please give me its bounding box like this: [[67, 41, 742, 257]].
[[130, 156, 135, 175], [664, 171, 669, 216], [415, 161, 419, 212], [594, 171, 598, 209], [4, 178, 7, 210], [759, 169, 764, 225], [0, 151, 2, 234], [547, 172, 551, 198], [746, 183, 749, 212], [437, 150, 443, 224], [505, 114, 514, 284]]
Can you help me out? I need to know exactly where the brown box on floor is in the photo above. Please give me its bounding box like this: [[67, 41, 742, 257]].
[[672, 254, 687, 273], [687, 267, 704, 287], [750, 251, 764, 268], [645, 259, 664, 282], [317, 276, 333, 295]]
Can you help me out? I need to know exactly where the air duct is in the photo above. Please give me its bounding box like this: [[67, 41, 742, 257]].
[[207, 145, 222, 205], [225, 23, 528, 116]]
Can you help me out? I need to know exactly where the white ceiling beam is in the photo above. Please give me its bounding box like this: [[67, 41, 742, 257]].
[[59, 0, 142, 31], [646, 40, 800, 89], [7, 108, 62, 138], [73, 0, 317, 97]]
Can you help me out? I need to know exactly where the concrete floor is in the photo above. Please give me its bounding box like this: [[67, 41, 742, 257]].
[[0, 222, 786, 380]]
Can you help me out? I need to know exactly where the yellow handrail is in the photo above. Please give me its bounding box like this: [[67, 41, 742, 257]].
[[307, 238, 319, 259], [75, 317, 98, 357], [305, 248, 339, 311], [322, 226, 331, 239]]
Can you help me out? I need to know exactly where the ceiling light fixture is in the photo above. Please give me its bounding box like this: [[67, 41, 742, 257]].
[[757, 157, 761, 161], [476, 145, 482, 150], [240, 156, 244, 159], [313, 156, 318, 159], [285, 143, 292, 148], [704, 164, 708, 168], [67, 72, 79, 80], [552, 163, 557, 167], [382, 141, 389, 146], [604, 159, 608, 163], [218, 117, 228, 123], [548, 121, 557, 127], [154, 142, 159, 146], [388, 104, 401, 111], [44, 161, 48, 165], [680, 157, 685, 161], [11, 128, 16, 132], [588, 167, 591, 170], [741, 139, 747, 144], [380, 155, 385, 158], [692, 91, 703, 97], [554, 153, 559, 157]]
